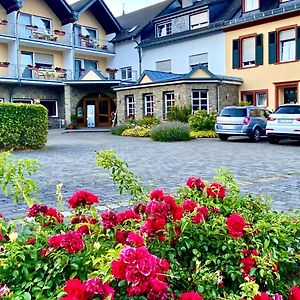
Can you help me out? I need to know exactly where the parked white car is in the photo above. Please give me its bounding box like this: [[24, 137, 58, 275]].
[[266, 104, 300, 144]]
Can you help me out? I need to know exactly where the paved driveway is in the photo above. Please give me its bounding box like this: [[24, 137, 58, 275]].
[[1, 131, 300, 218]]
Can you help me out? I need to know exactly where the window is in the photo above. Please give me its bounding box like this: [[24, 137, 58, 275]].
[[156, 22, 172, 37], [125, 95, 135, 118], [279, 29, 296, 62], [121, 67, 132, 80], [156, 59, 172, 72], [40, 100, 58, 117], [35, 53, 54, 69], [243, 0, 259, 12], [84, 59, 98, 70], [32, 15, 51, 33], [164, 92, 175, 117], [74, 25, 98, 48], [20, 13, 52, 38], [189, 53, 208, 69], [284, 87, 297, 104], [144, 94, 154, 116], [191, 90, 208, 113], [190, 11, 209, 30], [242, 37, 256, 67], [13, 98, 33, 104], [241, 90, 268, 107]]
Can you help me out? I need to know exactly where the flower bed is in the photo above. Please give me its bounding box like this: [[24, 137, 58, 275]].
[[121, 125, 151, 137], [0, 152, 299, 300], [190, 130, 218, 139]]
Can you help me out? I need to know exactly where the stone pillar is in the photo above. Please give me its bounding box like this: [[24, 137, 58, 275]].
[[64, 85, 72, 124]]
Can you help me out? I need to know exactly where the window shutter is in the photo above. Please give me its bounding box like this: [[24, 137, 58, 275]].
[[296, 26, 300, 60], [232, 39, 240, 69], [255, 34, 263, 65], [268, 31, 277, 64]]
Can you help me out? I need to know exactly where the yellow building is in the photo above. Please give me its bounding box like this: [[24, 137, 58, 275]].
[[225, 1, 300, 110]]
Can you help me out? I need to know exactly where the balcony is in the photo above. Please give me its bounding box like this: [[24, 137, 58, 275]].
[[0, 63, 17, 79], [0, 19, 15, 38], [19, 24, 72, 47], [74, 35, 115, 57], [19, 65, 72, 81]]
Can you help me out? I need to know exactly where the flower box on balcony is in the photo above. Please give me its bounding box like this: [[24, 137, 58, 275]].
[[0, 20, 8, 26], [79, 34, 89, 41], [54, 30, 65, 36], [25, 25, 38, 30], [0, 62, 9, 67], [55, 67, 66, 73]]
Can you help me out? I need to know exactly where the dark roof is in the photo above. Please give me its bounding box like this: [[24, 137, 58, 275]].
[[43, 0, 74, 25], [0, 0, 21, 13], [112, 0, 176, 43], [70, 0, 122, 34]]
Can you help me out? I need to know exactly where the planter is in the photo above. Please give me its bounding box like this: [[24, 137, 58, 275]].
[[0, 20, 8, 26], [55, 67, 67, 73], [54, 30, 65, 36], [25, 25, 38, 30], [0, 62, 9, 67]]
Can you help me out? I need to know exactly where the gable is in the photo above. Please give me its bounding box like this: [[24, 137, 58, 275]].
[[81, 69, 105, 81], [189, 68, 212, 79], [0, 4, 6, 19], [140, 75, 153, 84]]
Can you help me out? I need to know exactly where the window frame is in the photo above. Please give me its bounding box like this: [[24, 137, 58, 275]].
[[189, 53, 208, 70], [277, 26, 297, 63], [241, 35, 256, 68], [242, 0, 259, 13], [144, 94, 154, 116], [156, 22, 172, 38], [164, 92, 175, 118], [125, 95, 135, 118], [12, 98, 34, 104], [240, 90, 268, 107], [40, 99, 58, 117], [189, 11, 209, 30], [191, 90, 209, 113], [121, 67, 132, 80]]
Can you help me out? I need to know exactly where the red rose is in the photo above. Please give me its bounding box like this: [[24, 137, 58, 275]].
[[111, 260, 126, 279], [186, 177, 205, 190], [48, 234, 63, 249], [150, 189, 165, 201], [226, 214, 247, 238], [101, 210, 118, 229], [115, 229, 130, 244], [153, 217, 167, 231], [241, 256, 256, 273], [76, 225, 90, 235], [126, 232, 144, 248], [192, 206, 208, 224], [40, 247, 51, 257], [288, 286, 300, 300], [179, 291, 203, 300], [206, 182, 226, 199], [172, 206, 183, 221], [211, 207, 222, 214], [120, 246, 137, 265], [61, 279, 88, 300], [182, 199, 197, 212], [45, 207, 64, 223], [117, 209, 141, 224], [253, 292, 271, 300], [68, 190, 99, 209], [60, 231, 84, 254], [27, 237, 36, 245], [133, 203, 146, 214], [149, 278, 168, 293]]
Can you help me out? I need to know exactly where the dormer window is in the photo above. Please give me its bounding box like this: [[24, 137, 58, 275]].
[[190, 11, 209, 30], [243, 0, 259, 12], [156, 22, 172, 37]]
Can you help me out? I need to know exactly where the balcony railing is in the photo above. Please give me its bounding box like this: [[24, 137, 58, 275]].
[[19, 65, 72, 81], [74, 35, 114, 52], [0, 19, 15, 36], [0, 63, 17, 78], [19, 24, 72, 45]]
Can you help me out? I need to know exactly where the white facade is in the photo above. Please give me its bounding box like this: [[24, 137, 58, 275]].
[[141, 32, 226, 75]]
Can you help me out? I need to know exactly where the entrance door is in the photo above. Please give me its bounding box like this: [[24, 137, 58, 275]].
[[98, 98, 111, 127], [87, 102, 96, 128], [284, 87, 297, 104]]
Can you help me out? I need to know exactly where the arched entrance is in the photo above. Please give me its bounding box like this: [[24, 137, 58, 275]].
[[76, 94, 116, 127]]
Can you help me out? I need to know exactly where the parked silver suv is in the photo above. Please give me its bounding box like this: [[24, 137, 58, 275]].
[[215, 106, 271, 142]]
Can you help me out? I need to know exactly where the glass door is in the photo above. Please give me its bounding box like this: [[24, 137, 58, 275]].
[[98, 98, 111, 127], [21, 51, 33, 78]]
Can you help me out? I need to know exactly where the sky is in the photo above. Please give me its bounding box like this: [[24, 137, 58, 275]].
[[67, 0, 163, 17]]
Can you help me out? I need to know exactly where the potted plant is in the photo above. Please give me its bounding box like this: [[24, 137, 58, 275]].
[[55, 67, 66, 73], [0, 62, 10, 67], [0, 19, 8, 26], [54, 29, 65, 36], [25, 24, 38, 30]]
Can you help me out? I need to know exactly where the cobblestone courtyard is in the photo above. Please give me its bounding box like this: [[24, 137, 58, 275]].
[[1, 131, 300, 218]]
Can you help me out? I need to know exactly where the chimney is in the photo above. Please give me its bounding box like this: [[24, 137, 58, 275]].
[[181, 0, 194, 8]]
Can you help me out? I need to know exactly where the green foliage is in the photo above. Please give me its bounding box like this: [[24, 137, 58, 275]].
[[0, 103, 48, 150], [190, 130, 218, 139], [167, 104, 192, 123], [150, 121, 191, 142], [133, 116, 160, 127], [111, 124, 133, 135], [96, 149, 147, 203], [188, 110, 217, 131], [121, 126, 151, 137], [0, 152, 40, 207]]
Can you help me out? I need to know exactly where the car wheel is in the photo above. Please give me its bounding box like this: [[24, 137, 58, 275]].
[[218, 134, 229, 141], [250, 128, 261, 142], [267, 135, 280, 144]]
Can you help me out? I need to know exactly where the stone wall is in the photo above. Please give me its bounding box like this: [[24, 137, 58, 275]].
[[172, 15, 190, 34], [116, 82, 240, 123]]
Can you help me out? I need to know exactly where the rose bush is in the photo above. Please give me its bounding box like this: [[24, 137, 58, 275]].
[[0, 152, 299, 300]]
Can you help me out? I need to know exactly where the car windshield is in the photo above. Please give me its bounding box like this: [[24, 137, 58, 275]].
[[220, 108, 247, 117], [275, 106, 300, 114]]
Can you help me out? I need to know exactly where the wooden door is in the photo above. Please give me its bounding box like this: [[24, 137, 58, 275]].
[[96, 97, 111, 127]]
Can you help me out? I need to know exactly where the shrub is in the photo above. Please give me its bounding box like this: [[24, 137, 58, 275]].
[[188, 110, 217, 131], [190, 130, 218, 139], [0, 151, 299, 299], [121, 126, 151, 137], [0, 103, 48, 150], [167, 104, 192, 123], [150, 121, 191, 142], [111, 124, 132, 135], [133, 116, 160, 127]]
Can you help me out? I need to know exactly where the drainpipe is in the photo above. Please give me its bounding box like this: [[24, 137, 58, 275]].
[[133, 38, 142, 78]]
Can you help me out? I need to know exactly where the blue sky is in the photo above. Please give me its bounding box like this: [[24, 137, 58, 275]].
[[67, 0, 163, 17]]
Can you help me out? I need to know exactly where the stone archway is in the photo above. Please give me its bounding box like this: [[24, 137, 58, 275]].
[[76, 93, 116, 128]]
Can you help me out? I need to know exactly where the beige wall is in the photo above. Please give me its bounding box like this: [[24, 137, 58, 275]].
[[20, 46, 64, 68], [225, 15, 300, 109], [21, 0, 62, 32], [0, 4, 6, 20], [76, 10, 106, 42], [75, 53, 107, 75], [0, 43, 8, 77]]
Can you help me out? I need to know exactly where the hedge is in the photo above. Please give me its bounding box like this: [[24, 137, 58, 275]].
[[0, 103, 48, 150]]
